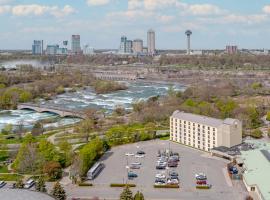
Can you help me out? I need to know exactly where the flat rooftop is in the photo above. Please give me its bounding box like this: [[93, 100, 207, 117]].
[[171, 110, 238, 127], [241, 139, 270, 200]]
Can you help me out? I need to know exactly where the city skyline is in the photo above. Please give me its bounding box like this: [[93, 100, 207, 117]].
[[1, 0, 270, 50]]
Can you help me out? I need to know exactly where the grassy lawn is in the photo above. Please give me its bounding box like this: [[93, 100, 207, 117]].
[[159, 136, 170, 140], [0, 165, 9, 173], [0, 151, 9, 162], [0, 173, 23, 181]]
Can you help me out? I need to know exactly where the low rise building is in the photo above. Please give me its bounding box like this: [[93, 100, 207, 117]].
[[241, 140, 270, 200], [170, 111, 242, 152]]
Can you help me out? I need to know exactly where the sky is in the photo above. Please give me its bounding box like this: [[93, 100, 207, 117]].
[[1, 0, 270, 50]]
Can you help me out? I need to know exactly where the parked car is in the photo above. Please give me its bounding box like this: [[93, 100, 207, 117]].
[[169, 171, 179, 177], [168, 161, 178, 167], [131, 162, 141, 166], [130, 164, 140, 169], [125, 153, 134, 156], [156, 165, 166, 170], [24, 179, 35, 189], [167, 178, 179, 185], [155, 174, 166, 179], [135, 154, 145, 158], [229, 166, 238, 174], [136, 150, 145, 155], [196, 180, 207, 185], [128, 172, 138, 178], [195, 173, 207, 180], [155, 179, 166, 185], [0, 181, 6, 188], [169, 156, 179, 162]]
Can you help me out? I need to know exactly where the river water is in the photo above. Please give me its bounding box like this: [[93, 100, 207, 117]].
[[0, 81, 185, 131]]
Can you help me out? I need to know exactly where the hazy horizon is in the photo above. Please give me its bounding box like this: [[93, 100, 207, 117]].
[[1, 0, 270, 50]]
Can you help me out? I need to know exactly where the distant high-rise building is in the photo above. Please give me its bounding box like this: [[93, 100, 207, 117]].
[[119, 36, 133, 54], [226, 45, 238, 55], [147, 29, 155, 55], [32, 40, 43, 55], [133, 39, 143, 54], [83, 45, 94, 55], [45, 44, 67, 55], [185, 30, 192, 55], [71, 35, 81, 54]]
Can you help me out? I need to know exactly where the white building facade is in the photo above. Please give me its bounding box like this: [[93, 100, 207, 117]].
[[170, 111, 242, 152], [147, 29, 155, 55]]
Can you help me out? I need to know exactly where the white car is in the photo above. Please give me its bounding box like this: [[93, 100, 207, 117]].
[[155, 174, 166, 179], [135, 154, 145, 158], [195, 173, 207, 180], [125, 153, 134, 156], [167, 178, 179, 185], [24, 179, 35, 189], [0, 181, 6, 188], [131, 162, 141, 166]]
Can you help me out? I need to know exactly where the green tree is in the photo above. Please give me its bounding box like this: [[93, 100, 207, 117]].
[[78, 137, 104, 177], [250, 129, 263, 139], [51, 182, 66, 200], [1, 124, 13, 135], [58, 140, 73, 167], [15, 178, 24, 189], [13, 137, 39, 173], [43, 161, 62, 181], [120, 185, 133, 200], [266, 111, 270, 121], [36, 176, 47, 193], [38, 140, 60, 163], [134, 191, 145, 200], [31, 122, 44, 136]]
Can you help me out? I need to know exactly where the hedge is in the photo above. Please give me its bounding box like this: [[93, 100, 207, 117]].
[[110, 183, 136, 187], [78, 183, 93, 187], [196, 185, 211, 189], [154, 184, 179, 188]]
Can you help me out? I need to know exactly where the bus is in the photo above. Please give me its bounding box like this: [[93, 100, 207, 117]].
[[87, 162, 104, 180]]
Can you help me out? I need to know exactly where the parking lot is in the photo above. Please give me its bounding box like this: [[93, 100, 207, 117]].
[[65, 140, 248, 200]]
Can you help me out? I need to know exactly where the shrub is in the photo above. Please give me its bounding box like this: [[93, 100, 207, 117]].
[[250, 129, 263, 139], [78, 182, 93, 186], [267, 111, 270, 121]]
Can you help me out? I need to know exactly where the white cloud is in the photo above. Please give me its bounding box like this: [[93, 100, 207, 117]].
[[51, 5, 76, 18], [263, 5, 270, 14], [108, 9, 153, 20], [144, 0, 178, 10], [86, 0, 110, 6], [199, 14, 268, 25], [21, 26, 59, 33], [187, 4, 225, 16], [157, 15, 175, 23], [128, 0, 143, 10], [0, 4, 75, 17], [0, 5, 10, 14], [0, 0, 12, 4]]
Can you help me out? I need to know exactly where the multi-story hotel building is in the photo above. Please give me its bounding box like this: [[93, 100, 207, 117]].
[[170, 111, 242, 152]]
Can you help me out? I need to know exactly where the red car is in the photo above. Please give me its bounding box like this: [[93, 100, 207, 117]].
[[196, 180, 207, 185]]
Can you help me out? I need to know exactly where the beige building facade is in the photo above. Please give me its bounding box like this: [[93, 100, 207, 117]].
[[133, 39, 143, 54], [170, 111, 242, 152]]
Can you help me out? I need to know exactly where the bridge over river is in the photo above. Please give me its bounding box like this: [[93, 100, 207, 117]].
[[17, 103, 87, 119]]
